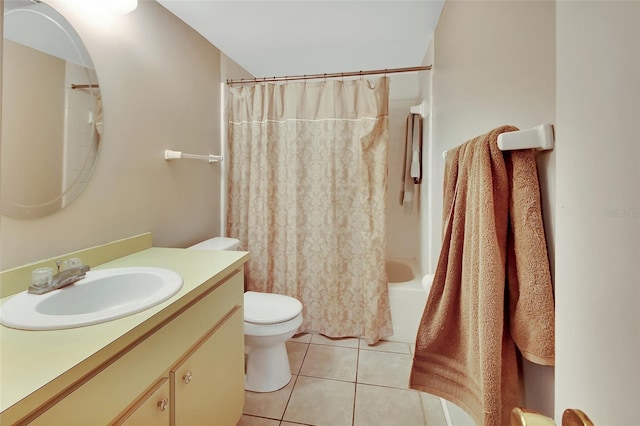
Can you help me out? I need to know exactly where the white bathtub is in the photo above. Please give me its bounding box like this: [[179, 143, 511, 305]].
[[385, 258, 432, 343]]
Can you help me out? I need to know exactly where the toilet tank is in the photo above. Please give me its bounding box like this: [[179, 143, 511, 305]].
[[188, 237, 240, 251]]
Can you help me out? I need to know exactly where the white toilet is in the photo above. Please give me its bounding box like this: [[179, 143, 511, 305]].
[[188, 237, 303, 393]]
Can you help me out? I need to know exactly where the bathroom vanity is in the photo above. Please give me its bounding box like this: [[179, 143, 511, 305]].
[[0, 234, 249, 425]]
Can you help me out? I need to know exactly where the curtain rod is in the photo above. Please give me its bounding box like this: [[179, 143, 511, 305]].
[[226, 65, 432, 85], [71, 84, 99, 89]]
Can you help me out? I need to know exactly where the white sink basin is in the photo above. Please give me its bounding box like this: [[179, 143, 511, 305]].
[[0, 267, 183, 330]]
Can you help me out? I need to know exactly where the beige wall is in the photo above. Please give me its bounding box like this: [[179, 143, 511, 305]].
[[0, 1, 249, 271], [426, 0, 556, 419], [555, 2, 639, 424], [2, 41, 64, 216]]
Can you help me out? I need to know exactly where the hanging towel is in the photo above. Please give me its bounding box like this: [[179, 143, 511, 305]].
[[401, 114, 415, 212], [410, 113, 423, 184], [401, 113, 423, 212], [409, 126, 555, 426]]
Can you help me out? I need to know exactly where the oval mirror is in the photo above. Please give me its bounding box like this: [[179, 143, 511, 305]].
[[1, 0, 102, 218]]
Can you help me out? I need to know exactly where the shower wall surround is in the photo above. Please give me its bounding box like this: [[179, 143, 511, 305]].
[[386, 97, 422, 262]]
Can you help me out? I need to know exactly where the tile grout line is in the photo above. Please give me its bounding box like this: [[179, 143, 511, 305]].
[[280, 340, 312, 423], [279, 374, 300, 424], [351, 337, 362, 425]]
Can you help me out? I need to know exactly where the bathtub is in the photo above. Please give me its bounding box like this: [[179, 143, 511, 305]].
[[385, 258, 432, 343]]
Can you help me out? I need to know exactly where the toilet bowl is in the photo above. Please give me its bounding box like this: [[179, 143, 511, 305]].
[[244, 291, 303, 392], [188, 237, 303, 393]]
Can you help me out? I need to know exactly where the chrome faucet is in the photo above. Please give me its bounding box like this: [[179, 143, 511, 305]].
[[28, 263, 90, 295]]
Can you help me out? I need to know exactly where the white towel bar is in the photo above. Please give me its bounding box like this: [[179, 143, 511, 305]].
[[497, 123, 554, 151], [410, 100, 429, 117], [164, 149, 223, 163], [442, 124, 554, 159]]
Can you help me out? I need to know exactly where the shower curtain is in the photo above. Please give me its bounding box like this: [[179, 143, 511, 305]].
[[226, 77, 393, 344]]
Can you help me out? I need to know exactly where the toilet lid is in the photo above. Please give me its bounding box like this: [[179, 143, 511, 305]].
[[244, 291, 303, 324]]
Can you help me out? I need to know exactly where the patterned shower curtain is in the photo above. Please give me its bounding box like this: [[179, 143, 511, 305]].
[[226, 77, 393, 344]]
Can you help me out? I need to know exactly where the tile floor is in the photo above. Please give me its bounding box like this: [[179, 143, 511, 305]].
[[237, 333, 468, 426]]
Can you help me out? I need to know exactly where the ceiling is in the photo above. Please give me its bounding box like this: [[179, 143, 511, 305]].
[[156, 0, 445, 79]]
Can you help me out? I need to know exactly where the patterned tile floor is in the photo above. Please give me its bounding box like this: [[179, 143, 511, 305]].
[[238, 333, 471, 426]]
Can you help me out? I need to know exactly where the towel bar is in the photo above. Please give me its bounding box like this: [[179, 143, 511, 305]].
[[164, 149, 223, 163], [497, 124, 554, 151], [442, 124, 554, 159], [410, 101, 429, 117]]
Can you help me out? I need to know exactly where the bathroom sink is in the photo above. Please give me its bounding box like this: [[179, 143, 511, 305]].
[[0, 267, 183, 330]]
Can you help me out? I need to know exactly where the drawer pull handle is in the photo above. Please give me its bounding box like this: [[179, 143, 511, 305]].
[[183, 372, 192, 384], [158, 397, 169, 412]]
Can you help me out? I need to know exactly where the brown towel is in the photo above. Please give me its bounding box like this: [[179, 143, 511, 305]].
[[401, 113, 422, 212], [409, 126, 555, 426]]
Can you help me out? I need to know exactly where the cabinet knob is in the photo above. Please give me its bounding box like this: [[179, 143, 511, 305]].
[[183, 372, 192, 384], [157, 397, 169, 412]]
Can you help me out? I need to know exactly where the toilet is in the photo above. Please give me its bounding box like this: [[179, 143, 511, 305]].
[[188, 237, 303, 393]]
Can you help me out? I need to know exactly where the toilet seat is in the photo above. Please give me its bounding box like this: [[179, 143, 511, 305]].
[[244, 291, 302, 324]]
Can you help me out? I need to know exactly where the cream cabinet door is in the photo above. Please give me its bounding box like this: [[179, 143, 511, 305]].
[[171, 308, 244, 426], [112, 377, 170, 426]]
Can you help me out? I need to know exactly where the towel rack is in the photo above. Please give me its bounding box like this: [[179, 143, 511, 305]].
[[410, 100, 429, 117], [442, 124, 554, 159], [164, 149, 223, 163]]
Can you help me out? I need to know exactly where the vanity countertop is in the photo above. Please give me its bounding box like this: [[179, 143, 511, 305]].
[[0, 247, 249, 415]]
